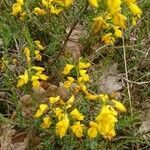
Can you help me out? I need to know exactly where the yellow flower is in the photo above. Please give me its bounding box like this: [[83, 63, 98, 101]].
[[101, 33, 115, 45], [11, 3, 22, 16], [32, 66, 45, 72], [17, 70, 29, 87], [128, 3, 142, 18], [79, 70, 87, 76], [50, 6, 63, 15], [114, 26, 122, 38], [34, 104, 48, 118], [54, 107, 63, 117], [62, 64, 74, 75], [85, 93, 99, 100], [24, 47, 31, 64], [79, 84, 87, 92], [41, 116, 52, 129], [78, 74, 90, 83], [96, 105, 118, 139], [42, 0, 52, 8], [37, 73, 49, 81], [33, 7, 46, 16], [113, 13, 127, 29], [49, 96, 60, 105], [88, 0, 99, 8], [63, 77, 74, 88], [34, 40, 45, 50], [93, 16, 107, 33], [17, 0, 24, 6], [99, 94, 109, 103], [35, 50, 42, 61], [112, 99, 126, 112], [56, 114, 69, 138], [70, 108, 85, 121], [87, 121, 98, 139], [78, 61, 91, 69], [64, 0, 73, 8], [71, 122, 84, 138], [20, 12, 26, 20], [107, 0, 121, 15], [66, 95, 75, 109], [132, 17, 137, 26], [31, 75, 40, 88]]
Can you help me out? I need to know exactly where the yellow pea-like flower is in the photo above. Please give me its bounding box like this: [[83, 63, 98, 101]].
[[66, 95, 75, 109], [32, 66, 45, 72], [11, 3, 22, 16], [38, 74, 49, 81], [20, 12, 26, 20], [70, 108, 85, 121], [79, 70, 87, 76], [85, 93, 99, 100], [50, 5, 63, 15], [17, 0, 24, 6], [33, 7, 47, 16], [78, 74, 90, 83], [49, 96, 60, 105], [112, 99, 126, 112], [34, 104, 48, 118], [41, 116, 52, 129], [31, 75, 40, 88], [78, 62, 91, 69], [114, 26, 122, 38], [34, 40, 45, 50], [54, 107, 63, 117], [93, 16, 107, 33], [63, 0, 73, 8], [55, 114, 69, 138], [17, 70, 29, 87], [87, 121, 98, 139], [113, 13, 127, 29], [24, 47, 31, 64], [35, 50, 42, 61], [96, 105, 118, 139], [128, 3, 142, 18], [63, 77, 74, 89], [42, 0, 52, 8], [88, 0, 99, 8], [71, 121, 84, 138], [101, 33, 115, 45], [62, 64, 74, 75]]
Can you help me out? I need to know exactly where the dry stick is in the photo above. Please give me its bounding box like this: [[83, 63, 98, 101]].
[[62, 4, 89, 51], [122, 36, 133, 115]]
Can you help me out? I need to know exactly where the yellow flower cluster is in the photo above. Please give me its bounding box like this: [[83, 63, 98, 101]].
[[11, 0, 73, 17], [33, 0, 73, 15], [17, 41, 48, 88], [17, 66, 48, 88], [34, 59, 126, 140], [11, 0, 26, 20], [90, 0, 142, 45]]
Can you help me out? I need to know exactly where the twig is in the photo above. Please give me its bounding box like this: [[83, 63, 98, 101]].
[[62, 3, 89, 51], [122, 77, 150, 85], [122, 36, 133, 115]]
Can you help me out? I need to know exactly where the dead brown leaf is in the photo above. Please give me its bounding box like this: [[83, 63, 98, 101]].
[[65, 24, 87, 42], [97, 63, 124, 97], [0, 125, 29, 150], [139, 101, 150, 139], [20, 95, 34, 117], [64, 24, 87, 61]]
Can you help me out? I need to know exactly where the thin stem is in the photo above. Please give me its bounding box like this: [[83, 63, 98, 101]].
[[62, 3, 89, 51], [122, 36, 133, 115]]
